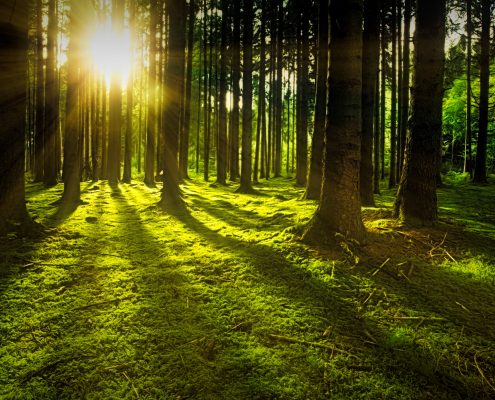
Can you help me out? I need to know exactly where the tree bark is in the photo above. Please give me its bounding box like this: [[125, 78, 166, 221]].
[[305, 0, 328, 200], [34, 0, 45, 182], [399, 0, 411, 179], [123, 0, 135, 183], [216, 0, 228, 185], [230, 0, 241, 181], [304, 0, 365, 244], [360, 0, 379, 207], [464, 0, 472, 176], [0, 0, 31, 234], [388, 2, 397, 189], [394, 0, 446, 225]]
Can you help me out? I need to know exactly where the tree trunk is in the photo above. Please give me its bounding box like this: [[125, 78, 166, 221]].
[[123, 0, 135, 183], [399, 0, 411, 179], [274, 0, 284, 177], [360, 0, 379, 207], [145, 0, 158, 186], [230, 0, 241, 181], [305, 0, 328, 200], [464, 0, 472, 176], [34, 0, 45, 182], [373, 70, 380, 194], [180, 0, 196, 180], [473, 0, 490, 184], [388, 2, 397, 189], [0, 0, 31, 234], [161, 0, 186, 206], [44, 0, 59, 187], [304, 0, 365, 244], [107, 0, 124, 184], [380, 10, 386, 180], [238, 0, 254, 192], [255, 0, 267, 182], [394, 0, 446, 225], [216, 0, 228, 185]]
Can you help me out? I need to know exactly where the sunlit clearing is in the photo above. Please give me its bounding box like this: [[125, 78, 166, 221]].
[[89, 22, 131, 88]]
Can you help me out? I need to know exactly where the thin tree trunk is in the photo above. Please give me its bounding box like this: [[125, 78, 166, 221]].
[[216, 0, 228, 184], [274, 0, 284, 177], [230, 0, 241, 181], [464, 0, 472, 176], [123, 0, 135, 183], [255, 0, 267, 182], [34, 0, 45, 182], [399, 0, 411, 179], [388, 2, 397, 188]]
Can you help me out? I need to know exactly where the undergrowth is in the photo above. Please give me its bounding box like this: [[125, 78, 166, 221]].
[[0, 176, 494, 399]]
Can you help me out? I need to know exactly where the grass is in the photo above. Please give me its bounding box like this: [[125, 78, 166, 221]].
[[0, 174, 494, 399]]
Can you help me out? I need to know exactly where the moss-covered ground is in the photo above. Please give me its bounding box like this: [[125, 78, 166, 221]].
[[1, 174, 494, 399]]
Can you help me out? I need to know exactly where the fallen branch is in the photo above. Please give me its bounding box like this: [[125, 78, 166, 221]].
[[474, 352, 495, 392], [389, 316, 444, 321], [371, 258, 390, 276]]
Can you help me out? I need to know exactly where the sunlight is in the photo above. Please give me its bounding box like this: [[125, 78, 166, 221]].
[[88, 21, 131, 88]]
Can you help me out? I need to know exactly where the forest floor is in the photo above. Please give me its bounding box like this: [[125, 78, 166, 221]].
[[1, 173, 494, 399]]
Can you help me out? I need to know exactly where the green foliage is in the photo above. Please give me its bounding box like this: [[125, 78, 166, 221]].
[[0, 178, 494, 399]]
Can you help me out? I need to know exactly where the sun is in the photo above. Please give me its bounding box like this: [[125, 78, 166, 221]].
[[88, 21, 131, 88]]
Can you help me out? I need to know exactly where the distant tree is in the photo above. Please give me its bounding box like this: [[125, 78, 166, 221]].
[[230, 0, 241, 181], [305, 0, 329, 200], [44, 0, 59, 187], [0, 0, 32, 234], [238, 0, 254, 193], [304, 0, 366, 243], [394, 0, 446, 224], [473, 0, 490, 183], [360, 0, 380, 206], [123, 0, 135, 184], [161, 0, 186, 207]]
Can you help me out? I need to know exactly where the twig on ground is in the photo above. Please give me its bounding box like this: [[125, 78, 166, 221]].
[[474, 352, 495, 392], [371, 258, 390, 276]]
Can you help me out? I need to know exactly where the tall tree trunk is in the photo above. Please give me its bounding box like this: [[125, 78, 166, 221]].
[[399, 0, 411, 178], [394, 0, 446, 225], [100, 78, 108, 179], [274, 0, 284, 177], [161, 0, 186, 206], [0, 0, 32, 233], [238, 0, 254, 192], [464, 0, 472, 176], [216, 0, 228, 184], [380, 11, 386, 180], [123, 0, 135, 183], [296, 0, 309, 186], [230, 0, 241, 181], [107, 0, 124, 184], [388, 2, 397, 188], [473, 0, 490, 184], [373, 70, 380, 194], [360, 0, 379, 206], [180, 0, 196, 180], [255, 0, 267, 182], [34, 0, 45, 182], [62, 0, 83, 205], [145, 0, 158, 186], [304, 0, 365, 243], [44, 0, 59, 187], [305, 0, 328, 200]]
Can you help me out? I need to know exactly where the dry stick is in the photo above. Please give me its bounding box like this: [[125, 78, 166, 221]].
[[389, 316, 444, 321], [123, 372, 140, 399], [371, 258, 390, 276], [362, 289, 377, 306], [267, 334, 359, 359], [474, 352, 495, 392]]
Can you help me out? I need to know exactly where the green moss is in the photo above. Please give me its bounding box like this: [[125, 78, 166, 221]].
[[0, 177, 494, 399]]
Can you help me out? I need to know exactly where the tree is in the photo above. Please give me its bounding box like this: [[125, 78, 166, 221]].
[[304, 0, 365, 243], [305, 0, 328, 200], [107, 0, 124, 184], [230, 0, 241, 181], [394, 0, 446, 224], [464, 0, 473, 175], [388, 1, 397, 189], [238, 0, 254, 193], [161, 0, 186, 207], [360, 0, 380, 206], [399, 0, 411, 178], [473, 0, 490, 184], [44, 0, 59, 187], [216, 0, 228, 185], [145, 0, 158, 187], [0, 0, 32, 234]]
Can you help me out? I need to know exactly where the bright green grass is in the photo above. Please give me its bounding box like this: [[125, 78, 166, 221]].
[[0, 176, 494, 399]]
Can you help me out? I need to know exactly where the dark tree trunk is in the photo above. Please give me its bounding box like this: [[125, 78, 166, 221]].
[[62, 0, 82, 205], [230, 0, 241, 181], [305, 0, 328, 200], [304, 0, 365, 244], [296, 0, 309, 186], [0, 0, 31, 234], [360, 0, 379, 207], [100, 78, 108, 179], [258, 0, 267, 181], [107, 0, 124, 184], [373, 70, 380, 194], [388, 2, 397, 189], [216, 0, 228, 185], [179, 0, 196, 180], [464, 0, 472, 176], [274, 0, 284, 177], [161, 0, 186, 206], [145, 0, 158, 186], [473, 0, 490, 184], [238, 0, 254, 192], [34, 0, 45, 182], [394, 0, 446, 225], [123, 0, 135, 183], [380, 11, 386, 180], [44, 0, 59, 187], [399, 0, 411, 179]]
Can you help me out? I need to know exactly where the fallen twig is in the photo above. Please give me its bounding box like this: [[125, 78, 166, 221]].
[[474, 352, 495, 392], [371, 258, 390, 276]]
